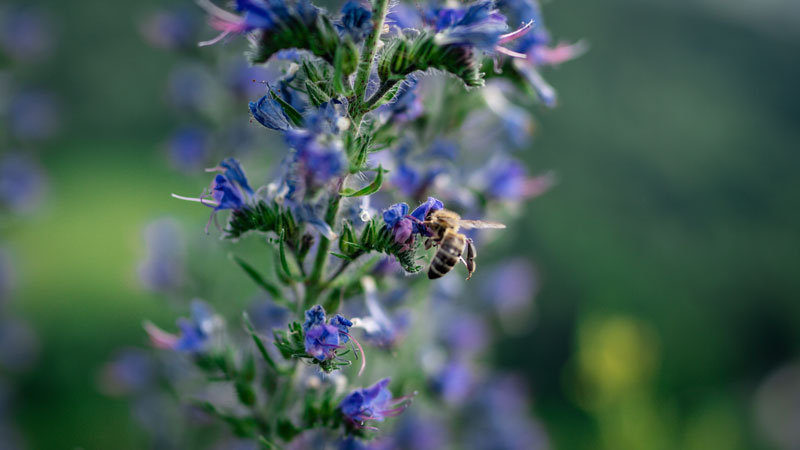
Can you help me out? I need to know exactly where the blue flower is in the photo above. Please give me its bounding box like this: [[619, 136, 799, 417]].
[[249, 93, 292, 131], [338, 2, 373, 42], [168, 127, 210, 172], [303, 304, 327, 332], [430, 1, 508, 51], [409, 196, 443, 223], [211, 174, 246, 210], [303, 305, 350, 361], [139, 8, 199, 50], [382, 203, 409, 229], [0, 153, 47, 214], [0, 7, 53, 62], [340, 378, 412, 426], [330, 314, 353, 344], [137, 219, 186, 293], [197, 0, 319, 47], [144, 300, 218, 354], [217, 158, 255, 195]]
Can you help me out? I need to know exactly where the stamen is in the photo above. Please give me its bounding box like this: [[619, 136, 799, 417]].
[[498, 20, 534, 44], [344, 332, 367, 376], [199, 29, 232, 47], [195, 0, 242, 23], [172, 193, 219, 206], [495, 45, 528, 59]]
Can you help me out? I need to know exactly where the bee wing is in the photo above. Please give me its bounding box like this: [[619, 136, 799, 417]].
[[458, 220, 506, 230]]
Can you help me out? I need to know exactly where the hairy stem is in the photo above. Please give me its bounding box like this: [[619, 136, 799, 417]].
[[304, 193, 342, 309], [364, 79, 400, 110], [351, 0, 390, 115]]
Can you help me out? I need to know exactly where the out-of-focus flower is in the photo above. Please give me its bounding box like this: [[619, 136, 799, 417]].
[[0, 318, 40, 372], [337, 2, 372, 43], [465, 376, 551, 450], [480, 258, 539, 330], [0, 7, 54, 62], [139, 8, 200, 50], [166, 64, 216, 113], [247, 299, 290, 332], [0, 153, 48, 214], [472, 157, 555, 202], [431, 359, 477, 405], [352, 277, 409, 349], [167, 126, 210, 172], [340, 378, 412, 428], [379, 78, 423, 124], [144, 300, 221, 353], [7, 91, 59, 141], [224, 61, 276, 99], [98, 348, 157, 396], [137, 218, 186, 293]]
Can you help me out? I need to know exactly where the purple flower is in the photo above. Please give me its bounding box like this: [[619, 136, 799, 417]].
[[167, 126, 210, 172], [475, 157, 554, 201], [139, 8, 199, 50], [0, 7, 54, 62], [356, 278, 410, 349], [210, 174, 246, 210], [338, 2, 373, 42], [330, 314, 354, 344], [210, 157, 255, 195], [303, 305, 349, 361], [137, 219, 186, 293], [225, 61, 277, 99], [166, 64, 214, 112], [429, 0, 509, 51], [98, 348, 157, 396], [431, 360, 476, 405], [145, 300, 219, 354], [481, 258, 537, 315], [197, 0, 319, 47], [0, 153, 47, 214], [409, 197, 443, 224], [339, 378, 412, 427], [382, 203, 408, 229], [7, 91, 59, 142], [249, 92, 292, 131]]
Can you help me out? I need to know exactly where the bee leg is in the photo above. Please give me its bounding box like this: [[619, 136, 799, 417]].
[[464, 238, 476, 280], [424, 238, 434, 250]]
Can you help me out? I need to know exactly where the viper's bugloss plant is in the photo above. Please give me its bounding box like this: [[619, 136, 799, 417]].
[[127, 0, 581, 446]]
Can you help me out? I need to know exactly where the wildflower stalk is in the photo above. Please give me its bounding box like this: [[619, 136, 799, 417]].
[[305, 192, 342, 309], [351, 0, 390, 122]]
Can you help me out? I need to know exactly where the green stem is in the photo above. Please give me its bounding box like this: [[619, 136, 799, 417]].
[[351, 0, 390, 114], [304, 193, 342, 310], [364, 79, 399, 110]]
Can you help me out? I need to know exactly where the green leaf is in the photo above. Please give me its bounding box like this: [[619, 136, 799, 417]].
[[340, 165, 385, 197], [243, 313, 281, 373], [230, 254, 286, 304], [278, 230, 304, 282], [269, 89, 304, 126], [330, 252, 352, 260], [305, 80, 330, 107]]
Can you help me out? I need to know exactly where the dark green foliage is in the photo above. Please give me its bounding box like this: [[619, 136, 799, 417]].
[[250, 10, 341, 65], [377, 31, 484, 87], [340, 217, 422, 273], [226, 201, 299, 241]]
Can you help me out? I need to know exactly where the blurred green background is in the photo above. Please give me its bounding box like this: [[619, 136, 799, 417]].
[[2, 0, 799, 448]]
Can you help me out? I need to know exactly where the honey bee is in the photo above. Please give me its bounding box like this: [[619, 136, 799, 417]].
[[422, 209, 506, 280]]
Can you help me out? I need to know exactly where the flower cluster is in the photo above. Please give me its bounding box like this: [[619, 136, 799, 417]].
[[125, 0, 581, 447]]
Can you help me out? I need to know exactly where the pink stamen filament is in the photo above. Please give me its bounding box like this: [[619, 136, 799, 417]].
[[344, 332, 367, 376], [495, 45, 528, 59], [498, 20, 534, 44]]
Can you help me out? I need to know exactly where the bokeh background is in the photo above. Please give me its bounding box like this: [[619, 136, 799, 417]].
[[1, 0, 799, 448]]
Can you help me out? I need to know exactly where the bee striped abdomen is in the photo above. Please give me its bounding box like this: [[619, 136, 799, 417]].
[[428, 233, 465, 279]]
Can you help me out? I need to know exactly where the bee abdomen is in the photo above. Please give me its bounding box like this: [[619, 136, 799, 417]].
[[427, 237, 464, 279]]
